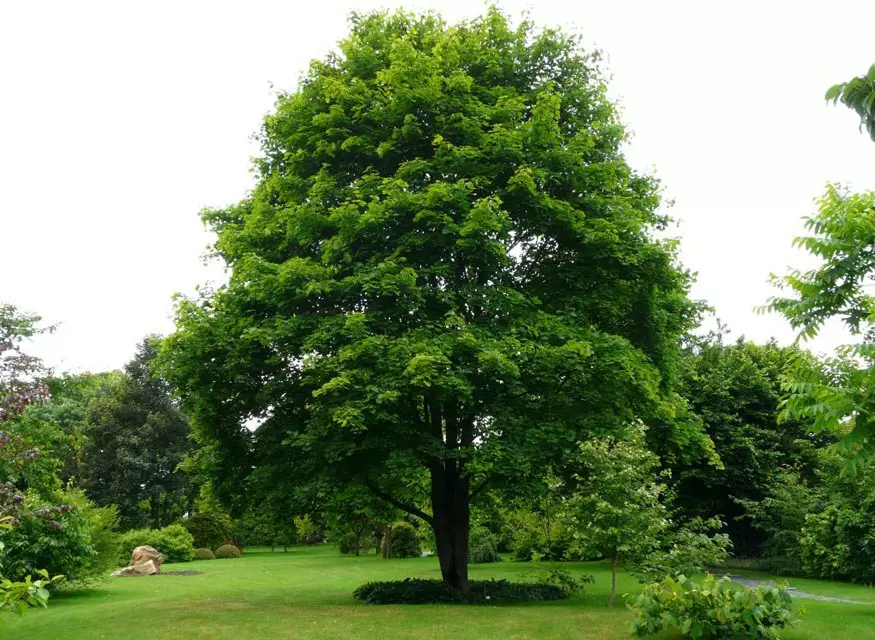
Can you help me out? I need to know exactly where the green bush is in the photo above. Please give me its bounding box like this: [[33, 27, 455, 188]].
[[117, 524, 195, 564], [506, 510, 572, 561], [194, 548, 216, 560], [468, 526, 500, 564], [629, 574, 801, 639], [1, 498, 95, 584], [385, 521, 420, 558], [181, 511, 233, 551], [215, 544, 241, 559], [54, 488, 120, 584], [353, 578, 566, 604], [534, 566, 594, 597], [338, 531, 373, 555]]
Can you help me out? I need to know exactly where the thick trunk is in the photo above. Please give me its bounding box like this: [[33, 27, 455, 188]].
[[430, 466, 471, 594], [609, 556, 617, 608]]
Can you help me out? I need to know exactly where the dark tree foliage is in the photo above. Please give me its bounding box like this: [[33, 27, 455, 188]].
[[674, 333, 828, 556], [162, 9, 703, 592], [84, 338, 192, 529]]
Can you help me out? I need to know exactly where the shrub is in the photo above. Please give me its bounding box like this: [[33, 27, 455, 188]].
[[533, 566, 594, 597], [194, 548, 215, 560], [468, 527, 500, 564], [629, 574, 801, 639], [1, 498, 95, 584], [181, 511, 233, 551], [338, 531, 373, 555], [215, 544, 241, 559], [117, 524, 195, 564], [294, 515, 320, 543], [353, 578, 566, 604], [385, 521, 420, 558], [632, 517, 732, 582]]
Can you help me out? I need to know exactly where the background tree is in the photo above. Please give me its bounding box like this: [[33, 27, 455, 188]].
[[673, 333, 827, 555], [327, 485, 398, 556], [163, 8, 704, 593], [0, 304, 51, 423], [84, 338, 192, 529]]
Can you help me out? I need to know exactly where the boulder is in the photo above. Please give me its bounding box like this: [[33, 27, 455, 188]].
[[112, 545, 164, 577]]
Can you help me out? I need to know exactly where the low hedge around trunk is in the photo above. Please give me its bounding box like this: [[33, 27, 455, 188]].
[[353, 578, 566, 604]]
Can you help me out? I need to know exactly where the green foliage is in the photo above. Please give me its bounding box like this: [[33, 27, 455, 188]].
[[293, 515, 320, 543], [629, 574, 801, 639], [529, 566, 594, 597], [468, 526, 500, 564], [117, 524, 195, 564], [826, 64, 875, 141], [215, 544, 241, 559], [353, 578, 566, 604], [162, 6, 702, 591], [0, 568, 64, 617], [1, 495, 95, 584], [60, 488, 121, 582], [181, 511, 234, 550], [567, 427, 669, 605], [765, 185, 875, 468], [385, 521, 420, 558], [0, 517, 64, 617], [674, 334, 826, 556], [632, 517, 732, 582], [84, 338, 192, 529], [194, 548, 215, 560], [338, 531, 373, 555], [736, 467, 822, 574]]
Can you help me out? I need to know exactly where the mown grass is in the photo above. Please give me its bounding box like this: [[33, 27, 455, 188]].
[[5, 545, 874, 639]]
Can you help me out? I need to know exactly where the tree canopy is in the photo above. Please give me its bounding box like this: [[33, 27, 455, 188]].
[[163, 8, 704, 591]]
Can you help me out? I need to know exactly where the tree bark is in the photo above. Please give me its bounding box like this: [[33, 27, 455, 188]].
[[430, 465, 471, 595], [609, 556, 617, 608]]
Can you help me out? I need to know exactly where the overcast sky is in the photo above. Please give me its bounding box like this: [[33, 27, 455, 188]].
[[2, 0, 874, 373]]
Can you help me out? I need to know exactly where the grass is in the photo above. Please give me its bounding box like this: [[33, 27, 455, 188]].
[[5, 545, 875, 639]]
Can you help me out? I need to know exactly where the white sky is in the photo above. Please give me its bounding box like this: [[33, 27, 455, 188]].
[[1, 0, 874, 373]]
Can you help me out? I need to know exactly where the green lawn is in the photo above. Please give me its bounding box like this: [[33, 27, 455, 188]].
[[5, 545, 875, 639]]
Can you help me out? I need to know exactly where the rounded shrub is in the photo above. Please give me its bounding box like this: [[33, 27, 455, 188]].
[[194, 547, 216, 560], [386, 521, 421, 558], [215, 544, 242, 559], [468, 526, 501, 564], [117, 523, 195, 564], [181, 511, 233, 550]]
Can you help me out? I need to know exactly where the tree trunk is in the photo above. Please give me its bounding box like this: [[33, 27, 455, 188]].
[[430, 466, 471, 595], [609, 556, 617, 608]]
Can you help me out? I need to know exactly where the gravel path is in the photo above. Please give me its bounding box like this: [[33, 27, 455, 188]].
[[726, 575, 865, 604]]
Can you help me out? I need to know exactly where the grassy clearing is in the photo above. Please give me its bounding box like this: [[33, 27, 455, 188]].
[[5, 545, 874, 639]]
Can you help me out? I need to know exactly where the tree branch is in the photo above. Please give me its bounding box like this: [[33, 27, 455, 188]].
[[365, 480, 433, 525]]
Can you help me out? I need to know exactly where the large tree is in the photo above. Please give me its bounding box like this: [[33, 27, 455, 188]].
[[84, 338, 192, 528], [163, 9, 702, 592]]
